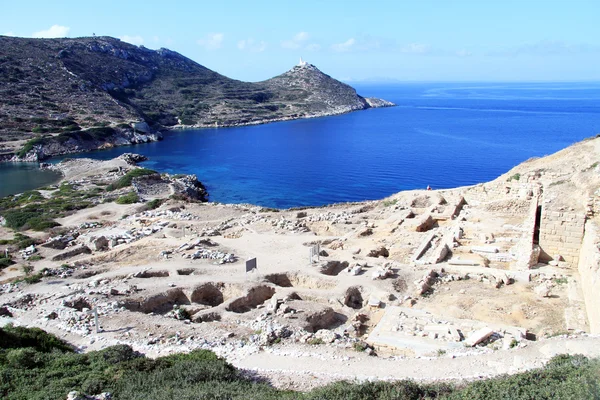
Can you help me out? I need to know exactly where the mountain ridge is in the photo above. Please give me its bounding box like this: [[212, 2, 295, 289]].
[[0, 36, 393, 160]]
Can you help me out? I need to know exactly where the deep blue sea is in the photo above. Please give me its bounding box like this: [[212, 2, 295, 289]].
[[5, 82, 600, 207]]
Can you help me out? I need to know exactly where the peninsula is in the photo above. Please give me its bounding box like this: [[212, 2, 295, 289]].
[[0, 36, 393, 161]]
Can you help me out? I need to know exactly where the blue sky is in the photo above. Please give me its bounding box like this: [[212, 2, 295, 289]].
[[2, 0, 600, 82]]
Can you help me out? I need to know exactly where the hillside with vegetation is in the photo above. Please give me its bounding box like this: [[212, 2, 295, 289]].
[[0, 36, 392, 159]]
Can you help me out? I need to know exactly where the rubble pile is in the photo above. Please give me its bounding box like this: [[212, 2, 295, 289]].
[[136, 209, 198, 221], [306, 211, 352, 224]]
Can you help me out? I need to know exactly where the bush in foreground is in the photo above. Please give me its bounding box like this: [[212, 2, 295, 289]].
[[0, 326, 598, 399]]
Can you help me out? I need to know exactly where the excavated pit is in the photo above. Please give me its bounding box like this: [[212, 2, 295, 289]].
[[319, 261, 349, 276], [134, 270, 170, 278], [190, 283, 224, 307], [193, 311, 222, 323], [264, 272, 337, 289], [344, 286, 364, 309], [177, 268, 198, 276], [74, 269, 107, 279], [63, 297, 92, 311], [264, 273, 293, 287], [123, 288, 190, 314], [226, 285, 276, 313]]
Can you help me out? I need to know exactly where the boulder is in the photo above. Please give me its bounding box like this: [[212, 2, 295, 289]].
[[465, 327, 495, 347], [118, 153, 148, 165], [367, 246, 389, 258], [90, 236, 109, 252], [314, 329, 337, 343], [132, 121, 152, 133]]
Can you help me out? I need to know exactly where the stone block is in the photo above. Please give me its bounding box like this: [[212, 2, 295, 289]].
[[465, 327, 494, 347]]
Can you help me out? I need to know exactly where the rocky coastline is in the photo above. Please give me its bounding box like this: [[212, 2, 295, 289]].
[[2, 100, 393, 163]]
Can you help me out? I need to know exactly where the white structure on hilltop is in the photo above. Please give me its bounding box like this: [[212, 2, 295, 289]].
[[298, 57, 308, 67]]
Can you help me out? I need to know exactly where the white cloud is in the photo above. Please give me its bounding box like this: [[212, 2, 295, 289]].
[[281, 31, 310, 49], [238, 38, 267, 52], [400, 43, 430, 54], [306, 43, 321, 52], [455, 49, 472, 57], [3, 31, 15, 37], [120, 35, 144, 46], [293, 31, 309, 42], [32, 25, 70, 38], [331, 38, 356, 52], [197, 33, 224, 50]]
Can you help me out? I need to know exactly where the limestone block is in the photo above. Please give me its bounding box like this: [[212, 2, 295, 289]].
[[465, 327, 494, 347]]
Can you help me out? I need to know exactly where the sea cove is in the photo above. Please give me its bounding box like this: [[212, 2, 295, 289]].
[[39, 82, 600, 208]]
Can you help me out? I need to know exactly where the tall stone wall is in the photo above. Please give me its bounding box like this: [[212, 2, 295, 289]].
[[512, 196, 540, 270], [577, 221, 600, 333], [539, 208, 585, 265]]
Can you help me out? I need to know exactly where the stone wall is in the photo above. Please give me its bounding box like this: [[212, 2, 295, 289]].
[[461, 172, 541, 206], [512, 196, 541, 270], [539, 208, 585, 265], [577, 221, 600, 333]]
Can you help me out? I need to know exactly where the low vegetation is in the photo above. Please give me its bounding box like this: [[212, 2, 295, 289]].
[[0, 233, 36, 249], [106, 168, 157, 191], [0, 254, 14, 269], [15, 128, 118, 158], [507, 173, 521, 182], [115, 191, 140, 205], [0, 326, 598, 399], [0, 184, 100, 231]]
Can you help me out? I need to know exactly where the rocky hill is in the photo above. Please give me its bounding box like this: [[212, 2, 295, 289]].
[[0, 36, 393, 157]]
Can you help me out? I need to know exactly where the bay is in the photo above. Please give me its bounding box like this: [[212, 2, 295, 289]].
[[0, 163, 62, 198], [13, 82, 600, 207]]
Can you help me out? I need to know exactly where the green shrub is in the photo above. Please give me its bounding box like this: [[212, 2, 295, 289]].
[[25, 217, 60, 231], [352, 342, 369, 352], [23, 273, 43, 284], [0, 257, 14, 269], [116, 191, 139, 204], [0, 327, 598, 400], [145, 198, 164, 210], [106, 169, 157, 191], [3, 210, 43, 230], [21, 265, 34, 275], [446, 354, 600, 400], [5, 348, 40, 369], [15, 137, 47, 158], [508, 173, 521, 182], [0, 325, 72, 352], [382, 199, 398, 207]]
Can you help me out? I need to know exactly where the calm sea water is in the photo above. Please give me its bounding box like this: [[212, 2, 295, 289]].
[[6, 82, 600, 207], [0, 163, 61, 198]]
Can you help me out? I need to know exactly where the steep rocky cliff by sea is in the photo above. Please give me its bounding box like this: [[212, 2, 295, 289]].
[[0, 36, 393, 160]]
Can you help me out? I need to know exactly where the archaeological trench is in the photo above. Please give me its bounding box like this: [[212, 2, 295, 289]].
[[1, 137, 600, 384]]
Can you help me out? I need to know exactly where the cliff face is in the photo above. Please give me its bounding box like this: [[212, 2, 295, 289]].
[[0, 36, 393, 143]]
